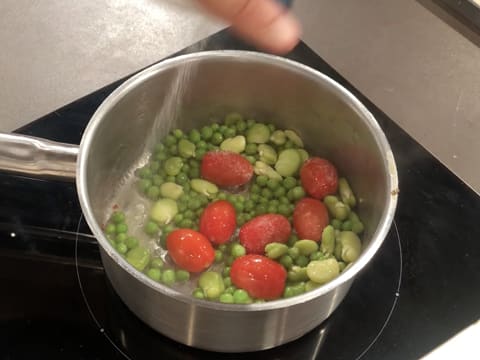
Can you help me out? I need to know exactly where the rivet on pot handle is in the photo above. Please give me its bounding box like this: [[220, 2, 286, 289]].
[[0, 133, 78, 180]]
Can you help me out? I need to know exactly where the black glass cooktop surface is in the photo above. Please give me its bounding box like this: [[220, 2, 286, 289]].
[[1, 30, 479, 359]]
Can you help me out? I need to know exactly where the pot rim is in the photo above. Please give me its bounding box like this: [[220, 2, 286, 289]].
[[77, 50, 399, 312]]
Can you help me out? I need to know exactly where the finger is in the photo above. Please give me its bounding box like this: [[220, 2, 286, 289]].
[[197, 0, 301, 54]]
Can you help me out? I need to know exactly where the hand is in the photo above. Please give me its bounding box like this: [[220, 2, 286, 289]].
[[196, 0, 301, 54]]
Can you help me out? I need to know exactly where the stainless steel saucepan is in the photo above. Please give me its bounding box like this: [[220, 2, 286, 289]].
[[0, 51, 398, 352]]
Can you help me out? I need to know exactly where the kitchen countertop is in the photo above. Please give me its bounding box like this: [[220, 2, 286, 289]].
[[1, 1, 479, 356]]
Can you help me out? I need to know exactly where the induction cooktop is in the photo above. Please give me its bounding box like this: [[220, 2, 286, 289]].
[[1, 30, 479, 360]]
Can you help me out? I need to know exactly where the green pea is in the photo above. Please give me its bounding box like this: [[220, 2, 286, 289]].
[[255, 204, 267, 215], [116, 242, 128, 254], [231, 243, 246, 258], [305, 280, 322, 292], [291, 186, 305, 200], [151, 175, 163, 187], [111, 211, 125, 224], [246, 123, 270, 144], [320, 225, 336, 255], [219, 293, 234, 303], [288, 247, 300, 259], [138, 166, 153, 179], [146, 185, 160, 200], [150, 258, 164, 269], [168, 144, 178, 156], [192, 288, 205, 299], [126, 247, 150, 272], [201, 126, 213, 140], [309, 251, 325, 261], [294, 239, 319, 256], [283, 176, 297, 190], [233, 289, 252, 304], [116, 233, 127, 243], [295, 255, 309, 267], [179, 218, 193, 228], [188, 129, 201, 143], [164, 157, 183, 176], [287, 234, 298, 247], [155, 151, 168, 161], [284, 140, 294, 149], [331, 219, 342, 230], [138, 179, 152, 193], [338, 177, 357, 208], [116, 223, 128, 234], [161, 269, 176, 285], [265, 242, 289, 259], [324, 196, 350, 221], [258, 144, 277, 165], [222, 266, 231, 277], [284, 129, 304, 148], [283, 282, 306, 298], [220, 135, 246, 153], [261, 188, 273, 200], [223, 276, 232, 288], [244, 143, 257, 155], [105, 223, 116, 235], [154, 143, 165, 153], [279, 255, 294, 269], [224, 127, 236, 138], [125, 236, 139, 249], [306, 258, 340, 284], [341, 220, 353, 231], [191, 179, 219, 197], [173, 129, 184, 139], [224, 112, 243, 125], [266, 179, 281, 191], [176, 270, 190, 282], [211, 132, 224, 145], [144, 220, 159, 236], [270, 130, 286, 145], [188, 198, 202, 210], [275, 149, 302, 177], [297, 149, 309, 163], [288, 266, 309, 282], [338, 231, 362, 263], [254, 161, 282, 181], [246, 119, 256, 128], [276, 203, 289, 216], [147, 268, 161, 281], [164, 135, 176, 146], [150, 198, 178, 224], [199, 271, 225, 299]]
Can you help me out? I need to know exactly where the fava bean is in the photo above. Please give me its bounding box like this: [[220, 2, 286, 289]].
[[338, 261, 347, 272], [246, 123, 270, 144], [306, 258, 340, 284], [178, 139, 196, 158], [191, 179, 219, 197], [164, 157, 183, 176], [126, 247, 150, 272], [265, 242, 289, 259], [220, 135, 246, 153], [275, 149, 301, 177], [160, 182, 184, 200], [338, 231, 362, 263], [297, 149, 309, 163], [270, 130, 286, 145], [338, 177, 357, 208], [150, 198, 178, 224], [324, 195, 350, 220], [294, 239, 319, 256], [284, 129, 304, 148], [254, 161, 282, 181], [258, 144, 277, 165], [320, 225, 336, 255], [199, 271, 225, 300]]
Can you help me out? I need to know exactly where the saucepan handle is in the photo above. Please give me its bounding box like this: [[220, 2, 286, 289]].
[[0, 133, 78, 181]]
